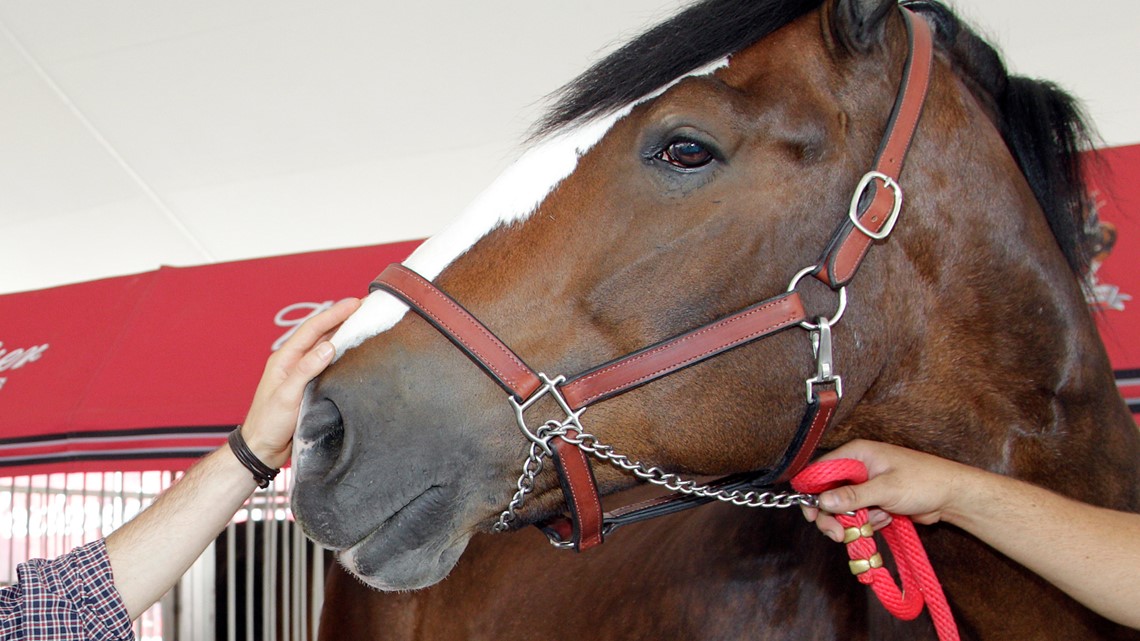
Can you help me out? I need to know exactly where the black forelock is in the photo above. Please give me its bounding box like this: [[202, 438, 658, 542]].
[[532, 0, 822, 139]]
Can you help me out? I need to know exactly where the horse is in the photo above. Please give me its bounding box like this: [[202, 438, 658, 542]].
[[290, 0, 1140, 638]]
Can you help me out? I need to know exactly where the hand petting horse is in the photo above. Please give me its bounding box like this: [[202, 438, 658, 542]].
[[291, 0, 1140, 638]]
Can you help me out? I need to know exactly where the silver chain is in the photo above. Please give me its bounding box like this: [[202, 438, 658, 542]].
[[493, 266, 845, 539], [493, 429, 551, 532], [493, 417, 818, 534], [555, 423, 817, 508]]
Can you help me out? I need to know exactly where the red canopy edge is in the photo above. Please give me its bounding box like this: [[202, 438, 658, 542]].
[[0, 240, 419, 476]]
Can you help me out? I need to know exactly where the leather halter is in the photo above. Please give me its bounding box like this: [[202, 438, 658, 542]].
[[368, 8, 934, 552]]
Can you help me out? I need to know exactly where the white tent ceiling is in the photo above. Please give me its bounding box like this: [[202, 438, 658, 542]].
[[1, 1, 1137, 295]]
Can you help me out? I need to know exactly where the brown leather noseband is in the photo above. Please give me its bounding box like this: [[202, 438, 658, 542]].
[[368, 8, 933, 552]]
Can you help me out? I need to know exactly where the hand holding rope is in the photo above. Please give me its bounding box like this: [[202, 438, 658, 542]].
[[792, 459, 960, 641]]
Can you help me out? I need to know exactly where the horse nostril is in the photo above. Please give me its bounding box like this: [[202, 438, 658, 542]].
[[296, 397, 345, 476]]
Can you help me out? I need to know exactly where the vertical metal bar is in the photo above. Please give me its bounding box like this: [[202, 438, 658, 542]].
[[245, 517, 255, 641], [266, 484, 279, 641], [23, 477, 33, 568], [161, 588, 177, 641], [38, 475, 48, 562], [262, 502, 270, 641], [46, 474, 55, 560], [7, 478, 17, 583], [311, 545, 324, 640], [113, 471, 122, 530], [98, 472, 108, 539], [79, 473, 88, 556], [177, 559, 189, 640], [45, 475, 51, 557], [296, 520, 305, 638], [200, 540, 218, 641], [282, 509, 291, 641], [227, 521, 236, 641], [61, 475, 67, 557]]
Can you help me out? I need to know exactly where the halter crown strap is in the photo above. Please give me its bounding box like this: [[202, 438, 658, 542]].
[[815, 8, 934, 287]]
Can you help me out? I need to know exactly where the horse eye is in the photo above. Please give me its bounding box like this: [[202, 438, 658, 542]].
[[656, 139, 715, 169]]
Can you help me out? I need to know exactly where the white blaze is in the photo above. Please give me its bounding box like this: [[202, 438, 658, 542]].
[[330, 57, 730, 355]]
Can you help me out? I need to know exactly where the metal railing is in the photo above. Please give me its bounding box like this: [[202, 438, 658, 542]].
[[0, 468, 325, 640]]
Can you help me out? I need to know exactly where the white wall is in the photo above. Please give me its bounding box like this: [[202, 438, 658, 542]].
[[0, 1, 1136, 295]]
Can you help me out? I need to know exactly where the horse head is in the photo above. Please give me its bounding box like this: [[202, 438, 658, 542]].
[[292, 0, 1132, 595]]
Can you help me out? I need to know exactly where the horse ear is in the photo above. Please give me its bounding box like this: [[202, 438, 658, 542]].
[[828, 0, 896, 53]]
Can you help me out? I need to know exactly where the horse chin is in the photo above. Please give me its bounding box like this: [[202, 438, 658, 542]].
[[307, 481, 483, 591], [337, 530, 472, 591]]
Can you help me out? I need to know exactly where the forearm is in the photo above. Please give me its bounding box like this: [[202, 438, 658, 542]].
[[812, 440, 1140, 629], [102, 298, 356, 621], [943, 467, 1140, 629], [105, 446, 257, 619]]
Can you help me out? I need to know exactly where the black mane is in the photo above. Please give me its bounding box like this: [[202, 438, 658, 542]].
[[533, 0, 819, 138], [537, 0, 1098, 278], [909, 1, 1098, 278]]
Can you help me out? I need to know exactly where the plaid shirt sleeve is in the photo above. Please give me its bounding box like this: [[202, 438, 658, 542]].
[[0, 539, 134, 640]]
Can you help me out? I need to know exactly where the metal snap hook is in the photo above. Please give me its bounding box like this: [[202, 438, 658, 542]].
[[805, 316, 843, 401]]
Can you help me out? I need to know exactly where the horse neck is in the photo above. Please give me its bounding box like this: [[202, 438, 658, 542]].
[[846, 138, 1140, 510]]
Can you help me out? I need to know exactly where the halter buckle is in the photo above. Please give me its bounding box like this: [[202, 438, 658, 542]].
[[848, 171, 903, 241]]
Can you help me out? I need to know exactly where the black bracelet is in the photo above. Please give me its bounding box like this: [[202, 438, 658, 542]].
[[227, 426, 280, 489]]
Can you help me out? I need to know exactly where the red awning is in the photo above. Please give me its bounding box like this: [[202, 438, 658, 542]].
[[0, 241, 418, 476]]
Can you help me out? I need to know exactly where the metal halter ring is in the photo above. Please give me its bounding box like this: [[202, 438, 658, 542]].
[[787, 266, 847, 330], [848, 170, 903, 241], [507, 372, 582, 456]]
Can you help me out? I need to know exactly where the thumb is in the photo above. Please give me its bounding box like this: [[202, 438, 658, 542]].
[[817, 483, 874, 514]]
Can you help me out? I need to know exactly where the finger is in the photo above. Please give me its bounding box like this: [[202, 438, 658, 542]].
[[278, 298, 360, 357], [867, 509, 893, 531], [817, 484, 869, 514], [286, 298, 359, 350], [273, 341, 337, 407], [813, 512, 846, 543]]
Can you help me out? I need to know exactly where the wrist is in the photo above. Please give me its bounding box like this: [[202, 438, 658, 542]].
[[238, 422, 290, 469], [937, 462, 995, 529], [227, 427, 281, 489]]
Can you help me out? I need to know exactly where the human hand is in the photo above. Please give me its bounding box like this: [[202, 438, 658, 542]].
[[801, 439, 972, 542], [239, 297, 361, 469]]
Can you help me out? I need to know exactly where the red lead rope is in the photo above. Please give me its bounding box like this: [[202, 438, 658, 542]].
[[792, 459, 960, 641]]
